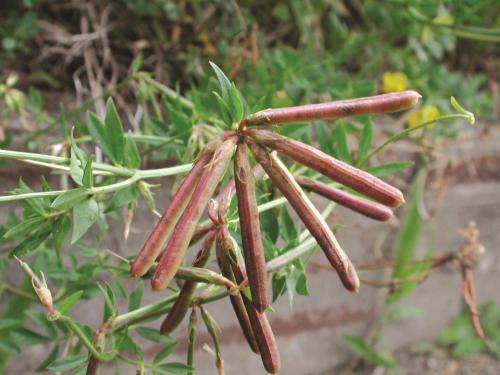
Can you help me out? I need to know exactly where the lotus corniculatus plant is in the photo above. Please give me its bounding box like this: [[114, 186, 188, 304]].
[[130, 65, 420, 374]]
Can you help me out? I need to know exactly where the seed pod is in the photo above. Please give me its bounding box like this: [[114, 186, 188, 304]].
[[247, 129, 404, 208], [151, 136, 238, 290], [216, 226, 260, 354], [250, 143, 359, 292], [234, 143, 269, 312], [160, 230, 216, 335], [225, 240, 280, 374], [131, 137, 222, 278], [243, 90, 421, 126], [295, 176, 393, 221]]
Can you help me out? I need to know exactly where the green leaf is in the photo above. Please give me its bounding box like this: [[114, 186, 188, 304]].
[[69, 129, 86, 186], [386, 173, 426, 304], [209, 62, 231, 101], [71, 198, 99, 243], [128, 282, 144, 312], [35, 345, 59, 371], [335, 123, 351, 163], [357, 121, 372, 166], [157, 362, 194, 374], [105, 98, 126, 164], [104, 185, 138, 213], [4, 216, 44, 239], [279, 207, 298, 244], [136, 327, 176, 344], [366, 161, 413, 177], [82, 157, 93, 188], [212, 91, 232, 126], [87, 111, 114, 162], [26, 310, 57, 338], [228, 83, 244, 122], [295, 273, 310, 296], [97, 283, 117, 320], [52, 215, 70, 252], [11, 327, 50, 346], [56, 290, 84, 315], [272, 274, 286, 302], [153, 342, 177, 364], [9, 227, 51, 257], [46, 354, 88, 372], [51, 187, 89, 210], [343, 334, 398, 369], [124, 132, 141, 169]]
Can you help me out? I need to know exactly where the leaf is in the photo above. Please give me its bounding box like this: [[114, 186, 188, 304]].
[[69, 128, 86, 186], [4, 216, 44, 239], [279, 207, 298, 244], [82, 157, 93, 188], [26, 310, 57, 338], [71, 198, 99, 243], [104, 185, 138, 213], [271, 274, 287, 302], [35, 345, 59, 371], [386, 173, 426, 304], [9, 227, 51, 257], [366, 161, 413, 177], [52, 215, 70, 252], [87, 111, 114, 162], [295, 273, 310, 296], [46, 354, 88, 372], [157, 362, 194, 374], [11, 327, 50, 346], [343, 334, 398, 369], [136, 327, 176, 344], [105, 98, 126, 164], [51, 187, 89, 210], [228, 83, 244, 123], [357, 121, 372, 166], [124, 132, 141, 169], [56, 290, 84, 315], [285, 270, 300, 309], [128, 282, 144, 312], [212, 91, 232, 126], [335, 123, 351, 163], [97, 283, 117, 321], [153, 342, 177, 364], [209, 62, 231, 101]]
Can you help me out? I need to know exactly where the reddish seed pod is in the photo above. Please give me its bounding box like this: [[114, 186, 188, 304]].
[[250, 143, 359, 292], [224, 237, 280, 374], [247, 129, 404, 208], [295, 176, 393, 221], [160, 230, 216, 335], [130, 134, 231, 278], [234, 143, 269, 312], [151, 136, 238, 291], [216, 226, 260, 354], [243, 90, 421, 126]]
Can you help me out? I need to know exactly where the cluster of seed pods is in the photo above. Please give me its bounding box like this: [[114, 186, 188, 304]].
[[130, 90, 421, 374]]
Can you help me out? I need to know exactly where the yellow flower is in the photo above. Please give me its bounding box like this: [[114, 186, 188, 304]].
[[408, 105, 440, 129], [381, 71, 408, 93]]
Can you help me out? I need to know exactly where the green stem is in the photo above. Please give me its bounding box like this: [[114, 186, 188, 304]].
[[358, 114, 471, 167], [59, 315, 116, 362], [0, 282, 38, 301], [0, 149, 132, 176], [140, 74, 194, 110]]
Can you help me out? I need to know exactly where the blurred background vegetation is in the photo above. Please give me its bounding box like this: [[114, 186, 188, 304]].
[[0, 1, 499, 374]]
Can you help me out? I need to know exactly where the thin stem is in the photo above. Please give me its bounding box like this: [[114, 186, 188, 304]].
[[0, 282, 38, 301], [358, 114, 472, 167], [140, 74, 194, 110], [58, 315, 116, 362]]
